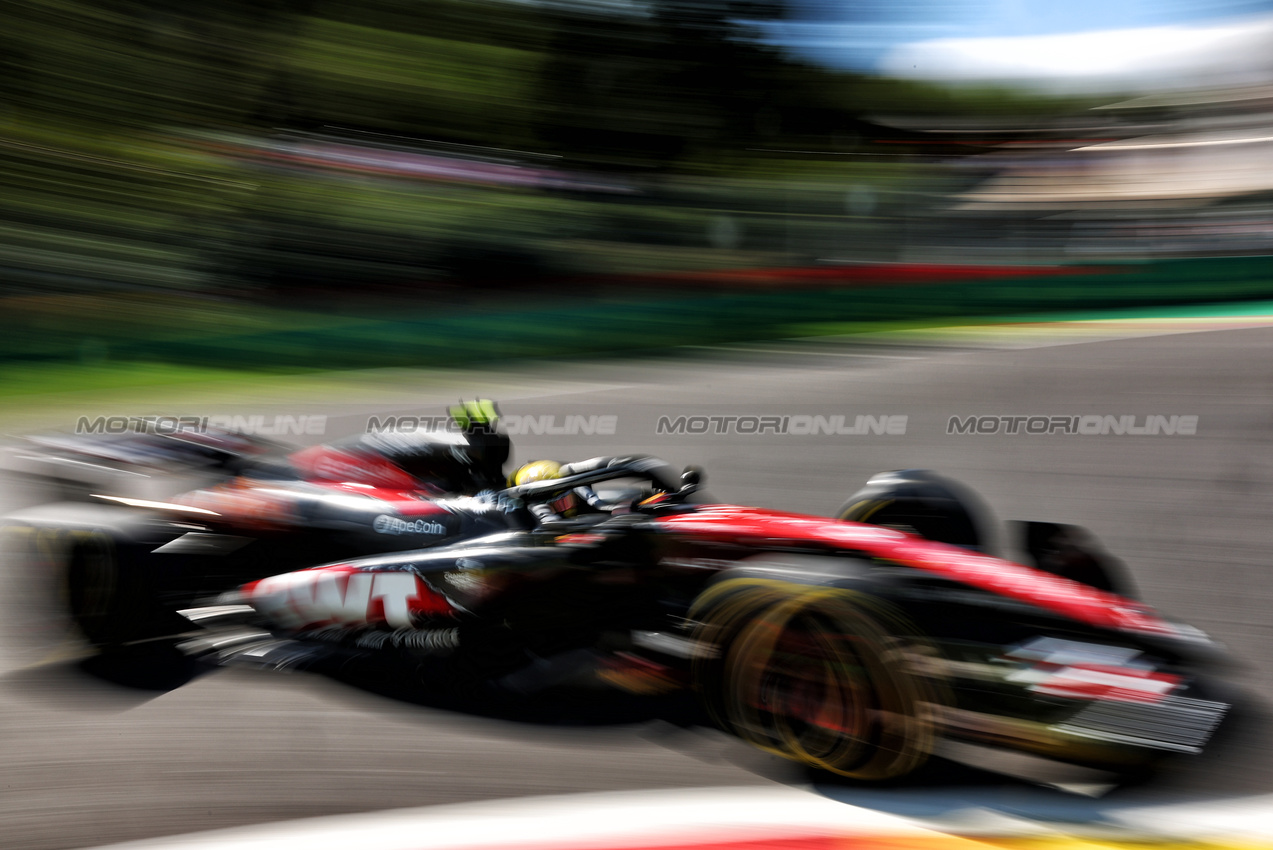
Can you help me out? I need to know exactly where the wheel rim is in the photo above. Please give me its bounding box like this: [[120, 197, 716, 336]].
[[688, 580, 790, 731], [724, 589, 941, 780], [755, 608, 872, 763]]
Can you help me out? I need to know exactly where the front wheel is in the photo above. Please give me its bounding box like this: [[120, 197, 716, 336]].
[[838, 469, 995, 553], [694, 582, 946, 781]]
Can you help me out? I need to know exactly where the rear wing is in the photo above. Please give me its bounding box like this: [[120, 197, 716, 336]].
[[22, 428, 283, 472], [4, 429, 286, 502]]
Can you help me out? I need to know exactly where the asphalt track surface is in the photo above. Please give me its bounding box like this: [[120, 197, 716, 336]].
[[2, 326, 1273, 850]]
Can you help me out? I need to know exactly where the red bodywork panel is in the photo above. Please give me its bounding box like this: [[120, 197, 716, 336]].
[[657, 506, 1177, 637], [290, 444, 423, 491]]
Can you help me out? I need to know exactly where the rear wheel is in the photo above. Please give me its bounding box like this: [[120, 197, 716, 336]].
[[62, 529, 135, 647], [2, 507, 171, 651]]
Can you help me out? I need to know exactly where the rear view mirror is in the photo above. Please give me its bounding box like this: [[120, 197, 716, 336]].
[[679, 466, 704, 495]]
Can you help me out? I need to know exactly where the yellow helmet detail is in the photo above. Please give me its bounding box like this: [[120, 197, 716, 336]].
[[510, 459, 563, 487]]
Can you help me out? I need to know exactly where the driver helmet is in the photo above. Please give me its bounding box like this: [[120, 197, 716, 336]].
[[510, 460, 579, 516]]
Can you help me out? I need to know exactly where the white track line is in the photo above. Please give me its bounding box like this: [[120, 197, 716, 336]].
[[79, 785, 1273, 850]]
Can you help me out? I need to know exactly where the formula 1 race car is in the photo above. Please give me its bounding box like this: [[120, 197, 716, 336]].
[[0, 403, 550, 646], [5, 446, 1230, 787]]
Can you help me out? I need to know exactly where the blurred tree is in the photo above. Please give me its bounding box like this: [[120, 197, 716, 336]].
[[534, 0, 820, 168], [0, 0, 301, 129], [0, 0, 1097, 156], [529, 0, 974, 170], [267, 0, 550, 146], [0, 0, 1103, 307]]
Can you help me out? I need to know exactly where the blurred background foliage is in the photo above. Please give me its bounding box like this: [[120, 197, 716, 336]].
[[1, 0, 1269, 379]]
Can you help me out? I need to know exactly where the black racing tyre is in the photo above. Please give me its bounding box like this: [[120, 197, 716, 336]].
[[697, 582, 946, 781], [837, 469, 996, 554], [63, 528, 140, 647], [1016, 520, 1137, 597], [0, 523, 81, 657], [2, 506, 171, 650]]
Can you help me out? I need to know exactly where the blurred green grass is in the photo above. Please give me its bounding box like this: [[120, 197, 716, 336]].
[[5, 255, 1273, 401]]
